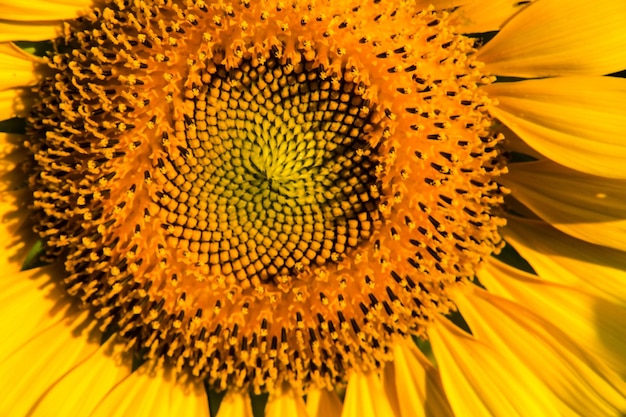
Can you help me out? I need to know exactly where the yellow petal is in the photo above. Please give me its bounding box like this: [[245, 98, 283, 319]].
[[29, 340, 132, 417], [487, 76, 626, 149], [428, 0, 470, 8], [0, 266, 68, 361], [0, 132, 28, 189], [0, 42, 39, 90], [493, 121, 544, 160], [455, 287, 626, 416], [216, 391, 254, 417], [0, 0, 93, 21], [382, 338, 454, 417], [0, 87, 32, 119], [342, 372, 398, 417], [0, 20, 62, 42], [503, 217, 626, 305], [0, 156, 28, 192], [453, 0, 533, 33], [479, 258, 626, 379], [89, 362, 210, 417], [485, 76, 626, 179], [265, 385, 309, 417], [0, 307, 101, 416], [502, 160, 626, 250], [306, 388, 342, 417], [0, 188, 36, 272], [428, 316, 563, 416], [478, 0, 626, 77]]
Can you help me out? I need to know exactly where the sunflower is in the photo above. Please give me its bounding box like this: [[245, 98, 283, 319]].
[[1, 0, 625, 415]]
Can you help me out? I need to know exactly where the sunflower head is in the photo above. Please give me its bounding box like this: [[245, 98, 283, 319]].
[[3, 0, 626, 416], [23, 0, 505, 393]]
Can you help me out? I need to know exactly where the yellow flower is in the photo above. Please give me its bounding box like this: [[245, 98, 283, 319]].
[[1, 0, 625, 416]]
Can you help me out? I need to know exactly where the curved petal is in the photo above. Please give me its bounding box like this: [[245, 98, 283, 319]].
[[0, 132, 29, 191], [29, 340, 132, 417], [429, 316, 563, 416], [0, 20, 62, 42], [265, 385, 309, 417], [484, 77, 626, 179], [453, 0, 534, 33], [306, 388, 342, 417], [0, 87, 32, 119], [0, 266, 104, 417], [0, 317, 99, 416], [495, 122, 544, 160], [478, 0, 626, 77], [0, 141, 33, 270], [0, 43, 39, 90], [0, 0, 93, 22], [342, 372, 398, 417], [428, 0, 469, 8], [0, 188, 36, 271], [502, 160, 626, 250], [479, 258, 626, 379], [503, 217, 626, 305], [89, 362, 210, 417], [0, 266, 68, 361], [455, 287, 626, 416], [216, 391, 254, 417], [383, 338, 454, 417]]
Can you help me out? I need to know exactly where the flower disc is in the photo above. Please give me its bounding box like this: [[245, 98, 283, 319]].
[[27, 0, 506, 392]]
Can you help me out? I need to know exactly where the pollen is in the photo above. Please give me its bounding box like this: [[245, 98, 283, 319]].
[[26, 0, 505, 393]]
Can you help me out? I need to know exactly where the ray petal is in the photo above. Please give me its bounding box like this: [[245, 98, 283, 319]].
[[342, 372, 398, 417], [0, 87, 32, 119], [454, 286, 626, 416], [29, 340, 132, 417], [0, 266, 68, 361], [453, 0, 534, 33], [0, 20, 63, 42], [477, 0, 626, 77], [0, 43, 39, 90], [428, 0, 469, 8], [429, 315, 564, 416], [305, 388, 342, 417], [265, 385, 309, 417], [0, 317, 99, 416], [0, 132, 29, 192], [382, 338, 454, 417], [88, 362, 210, 417], [479, 258, 626, 378], [484, 77, 626, 179], [0, 133, 35, 272], [0, 188, 36, 272], [503, 217, 626, 305], [501, 160, 626, 250], [216, 391, 254, 417], [0, 265, 98, 417], [0, 0, 93, 22]]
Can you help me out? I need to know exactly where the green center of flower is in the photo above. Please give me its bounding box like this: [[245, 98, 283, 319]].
[[26, 0, 505, 393]]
